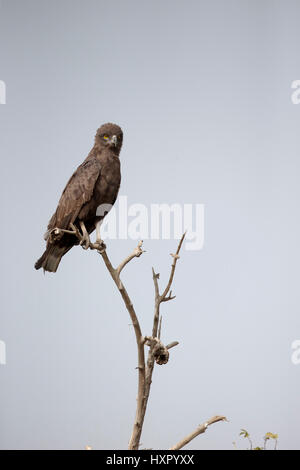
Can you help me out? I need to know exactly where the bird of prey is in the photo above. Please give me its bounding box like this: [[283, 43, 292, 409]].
[[35, 123, 123, 272]]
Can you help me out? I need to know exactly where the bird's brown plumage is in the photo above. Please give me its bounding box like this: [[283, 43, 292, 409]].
[[35, 123, 123, 272]]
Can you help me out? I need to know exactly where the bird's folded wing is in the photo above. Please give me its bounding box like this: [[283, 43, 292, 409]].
[[47, 157, 101, 231]]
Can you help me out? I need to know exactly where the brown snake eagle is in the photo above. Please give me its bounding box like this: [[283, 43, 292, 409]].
[[35, 123, 122, 272]]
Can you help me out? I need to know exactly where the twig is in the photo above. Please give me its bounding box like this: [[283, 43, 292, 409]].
[[151, 268, 161, 338], [160, 232, 186, 302], [158, 316, 162, 339], [116, 240, 145, 278], [170, 416, 227, 450], [166, 341, 179, 350]]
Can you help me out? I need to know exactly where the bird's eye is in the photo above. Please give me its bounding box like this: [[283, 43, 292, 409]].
[[103, 135, 109, 140]]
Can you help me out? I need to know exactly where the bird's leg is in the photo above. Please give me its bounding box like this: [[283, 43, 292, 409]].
[[79, 221, 91, 250], [53, 228, 78, 236], [70, 222, 89, 247], [96, 220, 102, 243], [70, 223, 81, 239], [48, 226, 79, 242], [91, 220, 106, 252]]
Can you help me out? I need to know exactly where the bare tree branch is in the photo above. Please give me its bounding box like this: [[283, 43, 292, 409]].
[[74, 230, 225, 450], [98, 243, 146, 450], [141, 234, 187, 432], [166, 341, 179, 350], [161, 290, 176, 302], [170, 416, 227, 450], [151, 271, 161, 339], [158, 316, 162, 339], [116, 240, 145, 278], [160, 232, 186, 301]]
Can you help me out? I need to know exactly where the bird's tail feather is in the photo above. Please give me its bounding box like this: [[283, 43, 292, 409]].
[[34, 245, 70, 273]]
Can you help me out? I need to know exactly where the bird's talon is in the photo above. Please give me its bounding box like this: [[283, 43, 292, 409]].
[[79, 236, 90, 250], [92, 239, 106, 252]]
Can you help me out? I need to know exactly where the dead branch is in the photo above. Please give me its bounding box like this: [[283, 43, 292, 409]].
[[99, 245, 146, 450], [116, 240, 145, 278], [166, 341, 179, 350], [71, 228, 225, 450], [170, 416, 227, 450], [141, 234, 186, 431], [158, 316, 162, 339], [61, 225, 147, 449], [160, 232, 186, 302]]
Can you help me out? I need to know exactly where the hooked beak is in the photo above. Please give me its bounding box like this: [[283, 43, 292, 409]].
[[109, 135, 117, 147]]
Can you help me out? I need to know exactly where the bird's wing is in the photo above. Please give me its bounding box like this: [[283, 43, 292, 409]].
[[47, 157, 101, 232]]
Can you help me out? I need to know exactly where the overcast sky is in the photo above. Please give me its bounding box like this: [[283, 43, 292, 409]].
[[0, 0, 300, 450]]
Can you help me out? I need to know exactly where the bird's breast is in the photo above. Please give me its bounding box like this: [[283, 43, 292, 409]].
[[94, 158, 121, 205]]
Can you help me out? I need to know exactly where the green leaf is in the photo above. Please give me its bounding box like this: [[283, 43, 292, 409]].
[[240, 429, 250, 439], [265, 432, 278, 440]]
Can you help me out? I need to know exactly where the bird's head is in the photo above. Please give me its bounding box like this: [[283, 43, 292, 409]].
[[95, 123, 123, 154]]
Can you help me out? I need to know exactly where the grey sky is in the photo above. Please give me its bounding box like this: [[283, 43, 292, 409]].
[[0, 0, 300, 450]]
